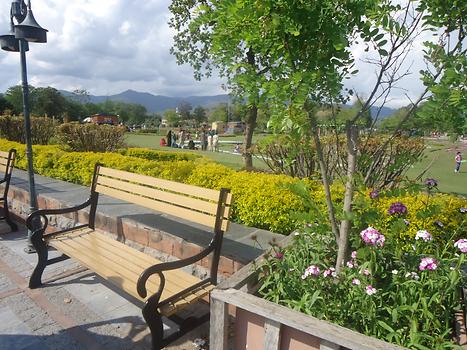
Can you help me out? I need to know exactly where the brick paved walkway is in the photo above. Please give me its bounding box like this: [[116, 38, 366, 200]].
[[0, 222, 209, 350]]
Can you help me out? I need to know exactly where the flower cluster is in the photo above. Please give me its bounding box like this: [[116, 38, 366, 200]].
[[301, 265, 320, 279], [425, 178, 438, 188], [360, 227, 385, 247], [369, 189, 379, 199], [323, 267, 336, 278], [419, 257, 438, 271], [415, 230, 432, 242], [387, 201, 407, 215], [454, 239, 467, 253], [365, 285, 377, 295]]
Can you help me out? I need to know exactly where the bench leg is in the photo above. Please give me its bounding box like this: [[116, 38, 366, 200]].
[[29, 231, 48, 289], [142, 296, 164, 350], [1, 200, 18, 232]]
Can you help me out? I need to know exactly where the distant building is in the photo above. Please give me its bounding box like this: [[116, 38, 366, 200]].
[[89, 113, 118, 125], [211, 121, 226, 133], [225, 121, 245, 135]]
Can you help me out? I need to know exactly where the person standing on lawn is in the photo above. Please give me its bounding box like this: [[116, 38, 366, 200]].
[[455, 151, 462, 173]]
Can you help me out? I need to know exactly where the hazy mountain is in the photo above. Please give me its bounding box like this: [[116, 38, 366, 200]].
[[61, 89, 231, 113], [60, 89, 396, 117]]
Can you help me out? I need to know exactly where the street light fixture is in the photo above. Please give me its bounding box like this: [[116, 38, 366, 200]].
[[0, 0, 47, 253]]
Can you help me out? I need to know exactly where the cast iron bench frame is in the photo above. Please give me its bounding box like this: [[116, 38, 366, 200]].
[[0, 149, 18, 232], [27, 164, 232, 350]]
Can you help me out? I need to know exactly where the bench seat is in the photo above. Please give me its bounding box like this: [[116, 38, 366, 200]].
[[48, 227, 213, 316]]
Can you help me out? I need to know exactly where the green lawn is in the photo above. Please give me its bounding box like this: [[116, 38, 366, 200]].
[[126, 134, 467, 196], [125, 133, 269, 170], [405, 140, 467, 197]]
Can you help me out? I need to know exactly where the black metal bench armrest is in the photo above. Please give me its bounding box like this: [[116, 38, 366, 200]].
[[0, 178, 6, 185], [137, 238, 218, 299], [26, 197, 94, 235]]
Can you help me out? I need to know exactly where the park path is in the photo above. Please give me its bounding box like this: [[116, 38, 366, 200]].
[[0, 222, 209, 350]]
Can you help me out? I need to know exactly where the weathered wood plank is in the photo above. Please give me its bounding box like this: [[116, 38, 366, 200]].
[[212, 289, 408, 350], [263, 319, 281, 350], [210, 297, 229, 350]]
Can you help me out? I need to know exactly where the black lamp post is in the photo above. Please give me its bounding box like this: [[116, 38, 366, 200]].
[[0, 0, 47, 253]]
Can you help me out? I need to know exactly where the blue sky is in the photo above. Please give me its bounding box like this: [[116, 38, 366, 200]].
[[0, 0, 434, 107]]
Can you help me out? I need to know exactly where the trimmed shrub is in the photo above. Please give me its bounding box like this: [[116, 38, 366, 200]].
[[56, 123, 126, 152], [0, 115, 57, 145], [1, 138, 465, 235], [120, 148, 200, 162]]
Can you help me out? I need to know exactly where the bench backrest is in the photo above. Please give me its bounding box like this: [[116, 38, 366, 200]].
[[92, 166, 232, 233], [0, 149, 16, 197]]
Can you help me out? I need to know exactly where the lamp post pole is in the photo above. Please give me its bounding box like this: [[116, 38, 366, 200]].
[[19, 37, 38, 253], [0, 0, 47, 253]]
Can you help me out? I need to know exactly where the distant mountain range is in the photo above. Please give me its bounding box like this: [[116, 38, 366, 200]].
[[59, 89, 396, 118], [60, 89, 231, 113]]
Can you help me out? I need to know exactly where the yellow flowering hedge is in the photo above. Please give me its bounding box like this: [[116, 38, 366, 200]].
[[1, 139, 465, 235], [357, 190, 467, 243]]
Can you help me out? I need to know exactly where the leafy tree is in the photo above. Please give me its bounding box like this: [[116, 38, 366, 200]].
[[164, 109, 181, 127], [33, 87, 67, 118], [177, 101, 192, 120], [170, 0, 265, 169], [4, 85, 35, 115], [209, 103, 228, 123], [192, 106, 207, 126], [0, 94, 12, 114]]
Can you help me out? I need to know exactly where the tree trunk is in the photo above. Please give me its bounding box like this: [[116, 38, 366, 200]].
[[308, 112, 340, 242], [335, 123, 358, 273], [243, 48, 258, 171], [243, 104, 257, 170]]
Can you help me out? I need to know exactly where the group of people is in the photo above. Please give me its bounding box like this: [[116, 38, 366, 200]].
[[160, 128, 220, 151], [199, 128, 219, 152]]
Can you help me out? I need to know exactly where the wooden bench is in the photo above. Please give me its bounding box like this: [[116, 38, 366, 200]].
[[27, 164, 232, 350], [0, 149, 18, 232]]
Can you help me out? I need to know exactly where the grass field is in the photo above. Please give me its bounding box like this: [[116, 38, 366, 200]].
[[405, 140, 467, 197], [126, 133, 467, 196], [125, 133, 269, 170]]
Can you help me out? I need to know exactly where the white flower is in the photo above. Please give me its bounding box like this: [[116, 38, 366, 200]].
[[392, 269, 398, 275]]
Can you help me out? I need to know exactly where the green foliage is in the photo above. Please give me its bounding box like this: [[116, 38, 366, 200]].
[[56, 123, 126, 152], [257, 186, 467, 349], [120, 148, 201, 162], [0, 115, 57, 145]]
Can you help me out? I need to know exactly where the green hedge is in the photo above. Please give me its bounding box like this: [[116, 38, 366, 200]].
[[2, 139, 465, 235], [1, 139, 305, 233]]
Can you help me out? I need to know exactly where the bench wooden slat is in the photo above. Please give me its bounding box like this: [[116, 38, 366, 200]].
[[48, 229, 207, 307], [0, 164, 6, 175], [51, 227, 199, 287], [99, 167, 221, 201], [161, 284, 214, 316], [96, 184, 217, 228], [97, 176, 219, 216], [0, 151, 10, 158], [48, 229, 200, 295], [0, 158, 9, 166]]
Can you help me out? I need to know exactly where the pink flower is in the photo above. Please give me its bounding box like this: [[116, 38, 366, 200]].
[[361, 268, 370, 276], [365, 285, 377, 295], [351, 251, 357, 259], [419, 257, 438, 271], [415, 230, 432, 242], [360, 227, 385, 247], [274, 252, 284, 259], [301, 265, 320, 279], [454, 239, 467, 253], [346, 261, 355, 268], [352, 278, 361, 285], [323, 267, 335, 277]]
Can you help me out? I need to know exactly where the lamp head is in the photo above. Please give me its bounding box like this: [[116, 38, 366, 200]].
[[15, 8, 48, 43]]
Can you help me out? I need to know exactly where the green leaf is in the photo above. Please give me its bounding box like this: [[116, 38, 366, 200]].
[[378, 49, 388, 56]]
